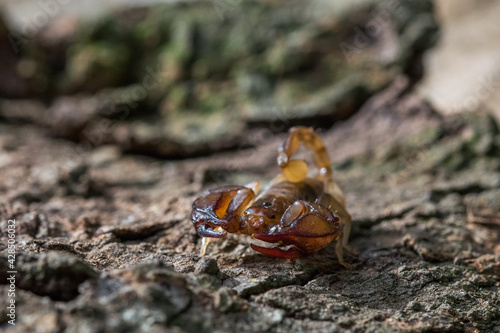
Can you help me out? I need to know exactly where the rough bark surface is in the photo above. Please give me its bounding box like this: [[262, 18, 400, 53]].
[[1, 1, 500, 332], [1, 78, 500, 333]]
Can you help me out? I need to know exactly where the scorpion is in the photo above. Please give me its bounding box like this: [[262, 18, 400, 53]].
[[191, 127, 352, 268]]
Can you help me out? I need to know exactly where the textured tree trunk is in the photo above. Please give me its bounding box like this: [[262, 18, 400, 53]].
[[1, 77, 499, 332]]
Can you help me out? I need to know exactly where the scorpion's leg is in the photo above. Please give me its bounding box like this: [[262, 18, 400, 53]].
[[277, 127, 346, 206], [250, 200, 340, 260], [191, 185, 256, 254], [316, 193, 351, 247], [316, 193, 352, 268]]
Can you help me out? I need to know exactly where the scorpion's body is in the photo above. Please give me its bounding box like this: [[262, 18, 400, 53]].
[[256, 178, 324, 205], [250, 179, 323, 220], [191, 127, 352, 267]]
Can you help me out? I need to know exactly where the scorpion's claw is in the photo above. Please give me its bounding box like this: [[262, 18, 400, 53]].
[[196, 224, 227, 238], [251, 201, 341, 257], [191, 186, 255, 239]]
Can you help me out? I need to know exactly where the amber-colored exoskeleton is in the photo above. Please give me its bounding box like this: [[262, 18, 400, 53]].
[[191, 127, 352, 267]]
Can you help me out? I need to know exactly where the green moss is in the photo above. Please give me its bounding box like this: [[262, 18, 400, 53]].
[[63, 41, 131, 92]]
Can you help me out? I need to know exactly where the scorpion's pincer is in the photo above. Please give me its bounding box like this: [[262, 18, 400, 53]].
[[250, 201, 341, 259], [191, 195, 229, 238]]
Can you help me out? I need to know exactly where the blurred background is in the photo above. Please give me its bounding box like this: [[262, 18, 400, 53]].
[[2, 0, 497, 161]]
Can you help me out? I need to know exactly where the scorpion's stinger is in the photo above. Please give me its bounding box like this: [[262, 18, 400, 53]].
[[278, 126, 346, 205], [278, 127, 333, 185], [279, 159, 309, 183]]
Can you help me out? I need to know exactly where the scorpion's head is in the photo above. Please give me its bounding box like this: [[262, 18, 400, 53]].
[[243, 199, 288, 234]]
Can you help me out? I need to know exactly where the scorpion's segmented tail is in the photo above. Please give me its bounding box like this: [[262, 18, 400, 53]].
[[277, 127, 345, 206]]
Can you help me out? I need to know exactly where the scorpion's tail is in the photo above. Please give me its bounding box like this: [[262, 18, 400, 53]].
[[277, 127, 345, 206]]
